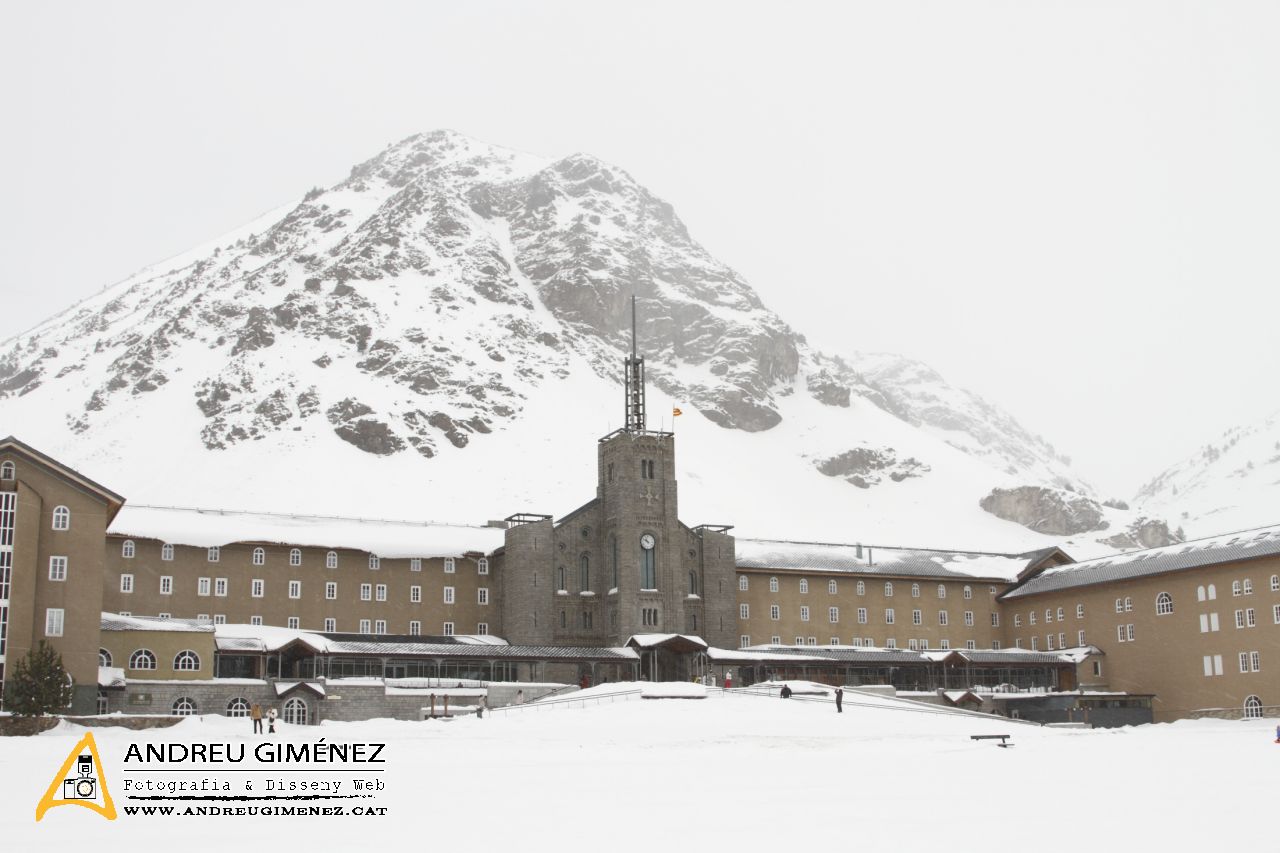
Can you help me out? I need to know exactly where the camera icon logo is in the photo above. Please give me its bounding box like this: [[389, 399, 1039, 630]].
[[62, 755, 97, 800]]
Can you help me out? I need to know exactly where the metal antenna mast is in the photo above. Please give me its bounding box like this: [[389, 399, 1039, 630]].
[[624, 295, 646, 431]]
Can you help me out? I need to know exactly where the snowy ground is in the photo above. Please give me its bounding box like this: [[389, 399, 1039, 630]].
[[0, 685, 1272, 851]]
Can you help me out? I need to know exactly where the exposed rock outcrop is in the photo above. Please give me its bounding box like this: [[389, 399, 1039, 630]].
[[980, 486, 1108, 535]]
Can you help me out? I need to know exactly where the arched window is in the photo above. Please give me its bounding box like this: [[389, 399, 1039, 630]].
[[122, 540, 135, 559], [253, 547, 265, 566], [283, 697, 308, 725], [1156, 592, 1173, 615], [161, 543, 174, 561], [1273, 575, 1280, 592], [290, 548, 302, 567], [369, 554, 380, 570], [611, 537, 618, 588], [963, 585, 972, 599], [884, 582, 893, 597], [0, 461, 13, 480], [828, 580, 837, 594], [640, 546, 656, 589], [173, 650, 201, 671], [557, 566, 566, 591], [326, 551, 338, 568], [1207, 584, 1216, 600], [1243, 695, 1263, 719], [129, 649, 156, 670], [579, 554, 590, 591], [799, 579, 809, 594], [1123, 597, 1133, 612], [99, 648, 112, 667], [770, 577, 779, 593], [171, 697, 198, 716], [1197, 585, 1206, 602], [51, 506, 70, 531], [689, 571, 698, 596], [911, 584, 920, 598], [226, 698, 251, 718], [856, 581, 865, 596], [937, 584, 946, 599]]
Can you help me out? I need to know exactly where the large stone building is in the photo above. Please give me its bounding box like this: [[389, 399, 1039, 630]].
[[1, 319, 1277, 724]]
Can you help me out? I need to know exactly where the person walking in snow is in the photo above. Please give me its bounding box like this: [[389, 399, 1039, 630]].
[[835, 687, 844, 713], [267, 707, 278, 734], [251, 702, 263, 734], [780, 684, 793, 699]]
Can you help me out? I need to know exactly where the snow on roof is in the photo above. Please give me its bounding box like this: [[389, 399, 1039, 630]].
[[98, 666, 126, 688], [627, 633, 708, 649], [1003, 523, 1280, 599], [712, 644, 1075, 666], [274, 681, 326, 697], [735, 538, 1029, 581], [101, 612, 214, 633], [107, 504, 506, 558]]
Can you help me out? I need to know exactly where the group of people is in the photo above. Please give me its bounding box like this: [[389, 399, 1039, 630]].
[[249, 703, 277, 734], [778, 684, 844, 712]]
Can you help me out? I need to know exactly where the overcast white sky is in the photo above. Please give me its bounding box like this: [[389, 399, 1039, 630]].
[[2, 1, 1277, 497]]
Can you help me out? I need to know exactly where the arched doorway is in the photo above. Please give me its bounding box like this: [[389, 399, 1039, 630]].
[[283, 697, 308, 725], [1243, 695, 1263, 719]]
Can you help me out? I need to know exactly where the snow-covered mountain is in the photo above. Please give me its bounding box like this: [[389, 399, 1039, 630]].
[[1134, 411, 1280, 538], [0, 130, 1161, 552]]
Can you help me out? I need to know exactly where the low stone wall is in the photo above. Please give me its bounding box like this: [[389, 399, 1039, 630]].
[[0, 715, 185, 736]]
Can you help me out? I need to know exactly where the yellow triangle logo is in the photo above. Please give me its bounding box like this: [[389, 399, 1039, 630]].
[[35, 730, 117, 821]]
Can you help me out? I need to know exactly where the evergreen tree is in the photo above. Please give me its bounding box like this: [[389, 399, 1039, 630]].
[[4, 641, 73, 717]]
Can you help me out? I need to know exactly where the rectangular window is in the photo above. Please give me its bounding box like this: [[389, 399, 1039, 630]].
[[912, 609, 922, 625], [410, 585, 421, 603], [249, 579, 262, 598], [1203, 655, 1214, 677], [857, 607, 867, 624], [740, 635, 751, 649], [45, 608, 64, 637], [1274, 604, 1280, 624], [828, 606, 839, 624], [856, 581, 865, 595], [992, 640, 1001, 650], [444, 586, 456, 604], [208, 546, 219, 562], [918, 639, 928, 650], [250, 616, 262, 626], [965, 640, 976, 650], [376, 583, 387, 602], [1117, 625, 1126, 642], [120, 573, 134, 593], [409, 620, 421, 635], [159, 575, 172, 595], [964, 611, 974, 627], [1076, 604, 1084, 618], [287, 617, 300, 629], [1235, 609, 1245, 629], [800, 606, 810, 622], [1126, 624, 1135, 641], [740, 603, 750, 619], [1213, 655, 1223, 675], [772, 636, 782, 645], [991, 612, 999, 627], [1030, 636, 1038, 650], [48, 556, 68, 582], [938, 611, 948, 626], [410, 558, 422, 572], [157, 613, 170, 620], [886, 638, 896, 649], [478, 622, 489, 635], [1251, 651, 1261, 672], [444, 558, 456, 574], [478, 588, 489, 605], [1200, 613, 1210, 633], [1240, 652, 1250, 673], [1058, 632, 1065, 648], [443, 622, 454, 636], [1210, 612, 1220, 631], [884, 608, 895, 624], [770, 604, 780, 620], [1014, 615, 1022, 627], [198, 577, 211, 597], [375, 619, 387, 634], [1056, 607, 1064, 621], [213, 615, 225, 625], [326, 582, 337, 600], [360, 583, 372, 601], [1030, 612, 1037, 625], [1046, 634, 1055, 650], [739, 576, 749, 591], [908, 638, 918, 651], [1078, 630, 1085, 646], [1246, 608, 1256, 627], [359, 619, 371, 634], [288, 580, 301, 599], [324, 618, 336, 632]]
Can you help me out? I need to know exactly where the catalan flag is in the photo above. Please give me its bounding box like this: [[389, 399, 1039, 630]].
[[672, 407, 683, 417]]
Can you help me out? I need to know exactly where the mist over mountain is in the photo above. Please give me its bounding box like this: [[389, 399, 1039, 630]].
[[0, 130, 1220, 552]]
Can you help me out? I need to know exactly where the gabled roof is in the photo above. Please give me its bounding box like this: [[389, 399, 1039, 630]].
[[1002, 524, 1280, 600], [735, 538, 1027, 581], [626, 634, 708, 653], [0, 436, 126, 523]]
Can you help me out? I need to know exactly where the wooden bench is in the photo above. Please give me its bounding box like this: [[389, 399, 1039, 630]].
[[970, 734, 1014, 747]]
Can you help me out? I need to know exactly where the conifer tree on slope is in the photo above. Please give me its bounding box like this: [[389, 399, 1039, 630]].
[[4, 641, 72, 717]]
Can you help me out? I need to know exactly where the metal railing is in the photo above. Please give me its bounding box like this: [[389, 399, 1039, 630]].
[[489, 688, 643, 715], [708, 685, 1046, 726]]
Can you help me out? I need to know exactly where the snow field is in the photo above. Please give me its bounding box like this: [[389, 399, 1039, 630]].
[[1, 684, 1271, 851]]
